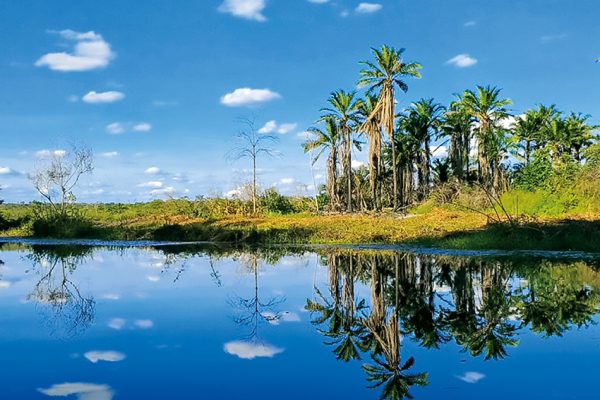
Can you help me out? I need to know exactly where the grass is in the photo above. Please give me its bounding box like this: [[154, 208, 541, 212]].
[[2, 201, 600, 252]]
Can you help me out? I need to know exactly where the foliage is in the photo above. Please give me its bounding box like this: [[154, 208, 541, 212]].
[[261, 188, 294, 214]]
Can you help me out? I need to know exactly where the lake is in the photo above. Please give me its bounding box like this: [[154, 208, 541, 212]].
[[0, 240, 599, 399]]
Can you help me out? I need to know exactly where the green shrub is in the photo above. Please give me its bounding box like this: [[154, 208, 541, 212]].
[[261, 188, 294, 214]]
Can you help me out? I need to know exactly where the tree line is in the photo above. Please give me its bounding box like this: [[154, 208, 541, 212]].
[[304, 45, 598, 213]]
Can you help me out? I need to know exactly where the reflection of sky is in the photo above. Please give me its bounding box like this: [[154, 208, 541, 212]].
[[0, 247, 598, 399]]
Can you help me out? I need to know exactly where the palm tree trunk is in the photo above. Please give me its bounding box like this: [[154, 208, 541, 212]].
[[391, 143, 398, 210], [346, 131, 353, 213]]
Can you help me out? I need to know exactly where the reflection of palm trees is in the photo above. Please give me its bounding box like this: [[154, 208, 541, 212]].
[[306, 253, 366, 362], [26, 245, 95, 336], [362, 254, 428, 400], [307, 250, 600, 398], [517, 261, 599, 337], [307, 252, 428, 399], [396, 256, 448, 349]]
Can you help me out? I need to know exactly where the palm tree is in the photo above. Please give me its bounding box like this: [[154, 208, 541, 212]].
[[320, 90, 363, 212], [358, 45, 422, 210], [402, 99, 445, 199], [359, 94, 383, 210], [304, 117, 341, 211], [513, 104, 559, 164], [460, 85, 512, 188], [563, 113, 597, 162], [442, 100, 472, 182]]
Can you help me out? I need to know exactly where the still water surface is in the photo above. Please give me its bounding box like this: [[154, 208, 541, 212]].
[[0, 240, 599, 399]]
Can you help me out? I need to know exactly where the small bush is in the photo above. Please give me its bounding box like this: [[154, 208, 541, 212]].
[[261, 188, 294, 214]]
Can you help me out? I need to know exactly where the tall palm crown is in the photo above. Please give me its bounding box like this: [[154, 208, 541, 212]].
[[358, 46, 422, 138], [358, 45, 421, 209]]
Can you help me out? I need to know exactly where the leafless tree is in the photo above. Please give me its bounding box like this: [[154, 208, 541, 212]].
[[29, 146, 93, 217], [227, 118, 278, 214]]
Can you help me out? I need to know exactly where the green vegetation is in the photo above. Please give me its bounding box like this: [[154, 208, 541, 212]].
[[1, 44, 599, 251]]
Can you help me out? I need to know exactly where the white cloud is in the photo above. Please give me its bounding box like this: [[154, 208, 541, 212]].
[[0, 167, 13, 175], [259, 120, 297, 134], [0, 281, 11, 289], [541, 33, 568, 43], [150, 186, 176, 197], [36, 149, 66, 159], [99, 152, 119, 158], [146, 275, 161, 282], [84, 351, 126, 363], [277, 123, 297, 134], [262, 311, 301, 325], [83, 91, 125, 104], [464, 21, 476, 27], [100, 292, 120, 300], [351, 160, 365, 169], [224, 340, 284, 359], [38, 383, 113, 399], [220, 88, 281, 107], [133, 123, 152, 132], [446, 54, 478, 68], [138, 181, 163, 188], [340, 10, 350, 17], [145, 167, 161, 175], [134, 319, 154, 329], [225, 189, 241, 198], [258, 120, 277, 133], [106, 122, 124, 135], [296, 131, 313, 140], [356, 3, 382, 14], [35, 30, 114, 72], [107, 318, 125, 330], [458, 371, 486, 384], [218, 0, 266, 22], [280, 177, 295, 184]]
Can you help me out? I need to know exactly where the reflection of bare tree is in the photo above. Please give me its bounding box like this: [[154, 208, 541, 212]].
[[26, 247, 95, 336], [229, 252, 284, 339]]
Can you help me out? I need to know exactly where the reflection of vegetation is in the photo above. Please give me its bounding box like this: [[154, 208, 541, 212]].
[[25, 245, 96, 336], [229, 252, 285, 339], [306, 250, 600, 399]]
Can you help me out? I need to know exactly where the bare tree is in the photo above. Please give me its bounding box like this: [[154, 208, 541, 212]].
[[29, 146, 93, 218], [228, 118, 278, 214]]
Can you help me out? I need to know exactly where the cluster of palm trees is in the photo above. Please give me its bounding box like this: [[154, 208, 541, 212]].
[[304, 45, 597, 213]]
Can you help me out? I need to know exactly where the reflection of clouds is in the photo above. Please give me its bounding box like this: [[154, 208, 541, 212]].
[[434, 284, 451, 294], [134, 319, 154, 329], [84, 351, 126, 363], [107, 318, 125, 330], [458, 371, 486, 383], [146, 275, 160, 282], [100, 293, 120, 300], [262, 311, 300, 325], [38, 383, 113, 399], [224, 340, 284, 359], [0, 281, 10, 289]]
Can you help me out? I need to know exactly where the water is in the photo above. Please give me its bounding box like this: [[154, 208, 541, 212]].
[[1, 240, 599, 399]]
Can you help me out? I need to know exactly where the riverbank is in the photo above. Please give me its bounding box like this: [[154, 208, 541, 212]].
[[1, 206, 599, 252]]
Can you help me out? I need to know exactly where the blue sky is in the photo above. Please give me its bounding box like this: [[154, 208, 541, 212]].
[[0, 0, 599, 202]]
